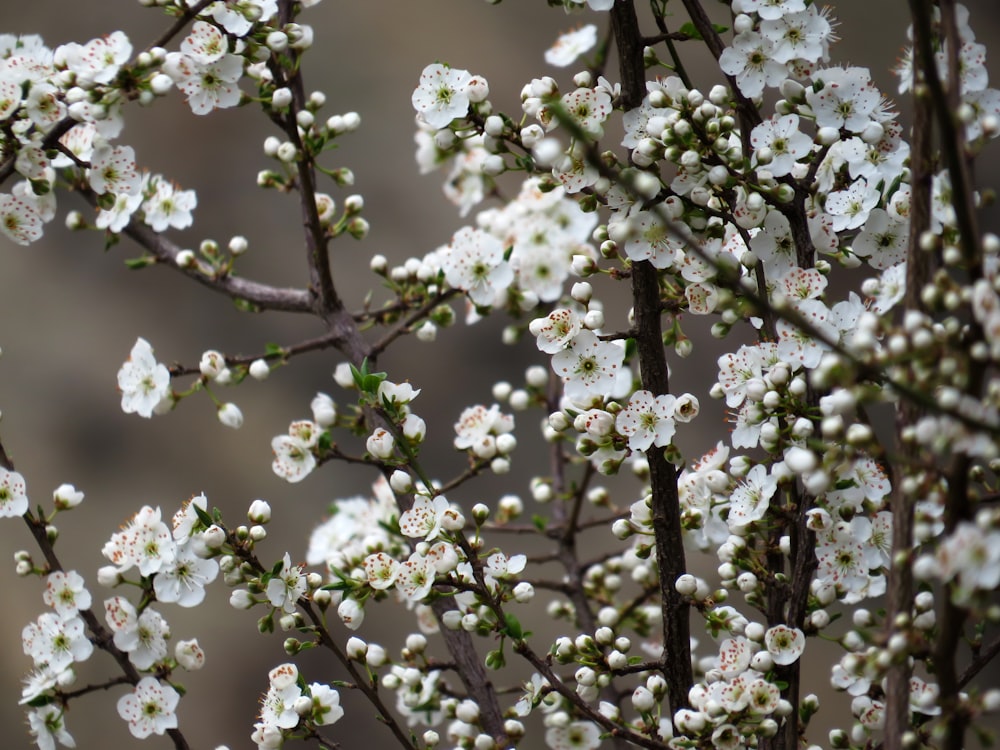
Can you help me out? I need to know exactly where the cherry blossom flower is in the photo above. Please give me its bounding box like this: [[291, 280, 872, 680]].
[[620, 208, 684, 269], [364, 552, 400, 590], [117, 677, 179, 738], [545, 25, 597, 68], [717, 637, 752, 678], [764, 624, 805, 665], [483, 551, 527, 583], [163, 51, 244, 115], [0, 467, 28, 517], [0, 77, 22, 120], [936, 521, 1000, 600], [88, 143, 141, 196], [153, 540, 219, 607], [550, 86, 612, 136], [21, 612, 94, 672], [530, 308, 582, 354], [746, 678, 781, 715], [396, 552, 435, 602], [43, 571, 91, 618], [758, 6, 832, 63], [58, 30, 131, 87], [208, 0, 278, 36], [616, 389, 677, 452], [271, 434, 316, 483], [174, 639, 205, 671], [852, 208, 908, 269], [24, 81, 65, 130], [806, 66, 883, 133], [117, 338, 171, 418], [453, 404, 514, 452], [26, 704, 74, 750], [737, 0, 806, 20], [551, 144, 600, 193], [750, 114, 813, 177], [551, 330, 625, 406], [102, 505, 175, 576], [442, 226, 513, 306], [306, 480, 397, 569], [307, 682, 345, 726], [0, 192, 44, 245], [179, 21, 227, 65], [868, 261, 907, 314], [412, 63, 474, 130], [727, 464, 777, 528], [142, 178, 197, 232], [20, 665, 69, 707], [546, 721, 602, 750], [816, 525, 870, 595], [96, 188, 144, 233], [567, 0, 614, 10], [776, 299, 836, 370], [399, 494, 450, 541], [825, 177, 879, 232], [266, 553, 307, 614], [720, 31, 786, 98]]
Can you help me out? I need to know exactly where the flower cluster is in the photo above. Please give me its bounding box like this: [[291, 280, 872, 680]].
[[6, 0, 1000, 749]]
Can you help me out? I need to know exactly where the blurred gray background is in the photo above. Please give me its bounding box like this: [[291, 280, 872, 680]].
[[1, 1, 999, 748]]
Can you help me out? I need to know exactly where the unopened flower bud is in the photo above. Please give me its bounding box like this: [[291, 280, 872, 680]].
[[217, 402, 244, 429]]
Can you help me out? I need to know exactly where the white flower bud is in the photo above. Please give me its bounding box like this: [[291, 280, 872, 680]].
[[337, 598, 364, 630], [513, 582, 534, 602], [632, 686, 656, 712], [271, 87, 293, 109], [366, 428, 395, 459], [199, 350, 226, 378], [389, 470, 413, 494], [346, 636, 368, 660], [416, 321, 437, 342], [366, 643, 387, 666], [675, 574, 698, 596], [217, 403, 244, 429], [175, 639, 205, 670], [52, 483, 84, 510], [402, 413, 426, 442], [276, 141, 297, 162], [266, 31, 289, 52], [230, 589, 254, 609], [248, 499, 271, 524]]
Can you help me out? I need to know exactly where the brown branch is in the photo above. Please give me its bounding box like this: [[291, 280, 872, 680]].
[[883, 5, 936, 743], [117, 219, 314, 312], [611, 0, 692, 720]]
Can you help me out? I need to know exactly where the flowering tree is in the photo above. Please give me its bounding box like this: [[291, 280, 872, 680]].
[[2, 0, 1000, 749]]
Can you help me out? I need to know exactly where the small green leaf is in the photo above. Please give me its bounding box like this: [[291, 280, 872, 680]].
[[678, 22, 702, 39], [532, 515, 547, 532], [233, 298, 261, 313], [124, 255, 155, 270], [193, 504, 214, 528], [504, 613, 524, 640]]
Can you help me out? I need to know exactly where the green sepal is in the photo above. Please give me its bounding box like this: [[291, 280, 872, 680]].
[[677, 22, 729, 40], [124, 255, 155, 270], [485, 648, 506, 670], [504, 612, 524, 640]]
